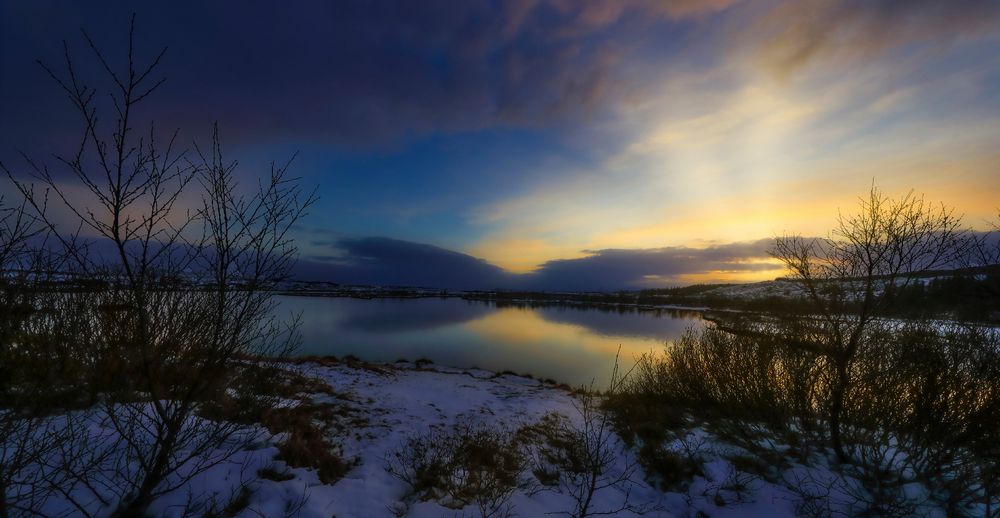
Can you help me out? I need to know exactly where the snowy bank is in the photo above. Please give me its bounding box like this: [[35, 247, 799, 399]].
[[11, 358, 949, 518]]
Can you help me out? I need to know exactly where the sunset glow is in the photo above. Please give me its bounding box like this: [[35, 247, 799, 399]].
[[3, 0, 998, 290]]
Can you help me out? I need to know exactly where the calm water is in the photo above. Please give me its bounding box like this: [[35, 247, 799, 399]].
[[277, 296, 705, 386]]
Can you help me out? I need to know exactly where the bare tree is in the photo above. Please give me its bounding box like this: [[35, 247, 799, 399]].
[[544, 355, 654, 518], [4, 16, 315, 516], [0, 197, 41, 396], [975, 211, 1000, 266], [0, 197, 91, 518], [769, 185, 970, 462], [0, 197, 45, 518]]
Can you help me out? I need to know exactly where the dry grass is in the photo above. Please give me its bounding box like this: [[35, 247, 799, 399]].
[[199, 364, 358, 484], [387, 418, 529, 517], [607, 321, 1000, 514]]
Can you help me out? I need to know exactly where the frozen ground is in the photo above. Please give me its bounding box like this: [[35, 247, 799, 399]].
[[218, 361, 815, 518], [231, 360, 667, 518], [11, 360, 952, 518]]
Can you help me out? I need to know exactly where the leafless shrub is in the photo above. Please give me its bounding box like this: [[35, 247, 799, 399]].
[[532, 360, 655, 518], [2, 16, 315, 516], [700, 462, 761, 508], [387, 418, 528, 518], [183, 481, 252, 518], [614, 318, 1000, 514], [842, 321, 1000, 516], [770, 186, 972, 462], [610, 323, 827, 471], [603, 187, 995, 513], [782, 463, 934, 518], [970, 212, 1000, 269], [0, 197, 84, 517], [782, 469, 859, 518]]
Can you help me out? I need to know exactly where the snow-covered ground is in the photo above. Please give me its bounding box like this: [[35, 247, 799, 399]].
[[231, 361, 666, 518], [209, 362, 818, 518], [702, 279, 807, 300], [11, 360, 956, 518]]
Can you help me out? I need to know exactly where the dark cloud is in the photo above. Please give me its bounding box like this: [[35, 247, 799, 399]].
[[749, 0, 1000, 75], [0, 0, 728, 153], [524, 239, 781, 291], [569, 0, 741, 25], [297, 236, 782, 290], [4, 0, 996, 150], [296, 237, 513, 289]]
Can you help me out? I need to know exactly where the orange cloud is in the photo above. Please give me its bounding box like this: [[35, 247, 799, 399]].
[[743, 0, 1000, 76]]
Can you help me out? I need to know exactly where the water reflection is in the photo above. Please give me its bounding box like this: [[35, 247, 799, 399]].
[[532, 305, 702, 339], [278, 296, 704, 386], [336, 298, 493, 333]]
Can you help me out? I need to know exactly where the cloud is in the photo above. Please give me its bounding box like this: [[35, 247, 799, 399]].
[[524, 239, 782, 290], [5, 0, 998, 279], [0, 0, 741, 153], [297, 236, 784, 290], [562, 0, 740, 28], [296, 236, 513, 289], [463, 0, 1000, 269], [301, 232, 1000, 292], [745, 0, 1000, 75]]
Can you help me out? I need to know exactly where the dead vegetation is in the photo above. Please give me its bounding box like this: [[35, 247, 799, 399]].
[[607, 187, 999, 516], [0, 17, 316, 517], [387, 358, 657, 518], [387, 418, 529, 518]]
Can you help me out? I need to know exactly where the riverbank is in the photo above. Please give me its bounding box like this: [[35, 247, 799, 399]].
[[30, 357, 864, 518], [21, 354, 974, 517], [190, 358, 671, 518], [278, 265, 1000, 324]]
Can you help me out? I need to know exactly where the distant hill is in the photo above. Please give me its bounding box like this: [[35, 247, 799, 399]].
[[637, 265, 1000, 322], [278, 265, 1000, 323]]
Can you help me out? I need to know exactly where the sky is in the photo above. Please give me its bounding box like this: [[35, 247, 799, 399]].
[[2, 0, 999, 290]]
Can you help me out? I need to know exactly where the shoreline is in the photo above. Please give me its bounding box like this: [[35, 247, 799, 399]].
[[18, 356, 972, 517]]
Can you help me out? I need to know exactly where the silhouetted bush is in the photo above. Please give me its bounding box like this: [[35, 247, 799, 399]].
[[611, 323, 827, 454], [387, 419, 528, 518], [609, 319, 1000, 515], [1, 17, 314, 516], [522, 360, 653, 518]]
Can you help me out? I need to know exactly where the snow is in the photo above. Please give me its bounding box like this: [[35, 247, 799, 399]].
[[6, 360, 958, 518], [268, 362, 661, 518], [699, 279, 807, 301]]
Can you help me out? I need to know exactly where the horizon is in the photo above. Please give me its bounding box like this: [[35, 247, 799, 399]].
[[2, 1, 999, 290]]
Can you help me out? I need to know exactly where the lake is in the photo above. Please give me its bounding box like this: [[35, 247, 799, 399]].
[[277, 296, 705, 387]]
